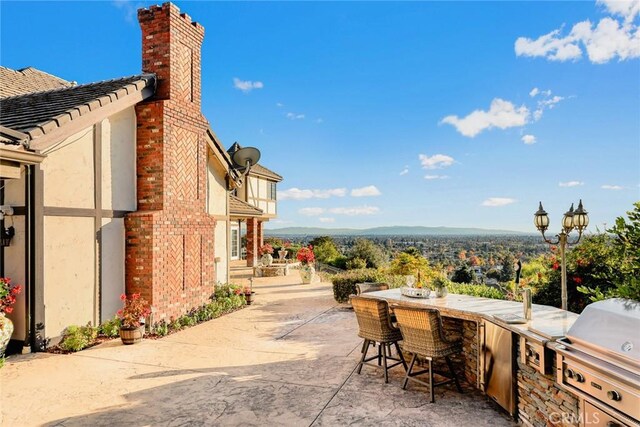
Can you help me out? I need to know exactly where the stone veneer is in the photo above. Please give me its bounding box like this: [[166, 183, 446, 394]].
[[517, 347, 579, 427]]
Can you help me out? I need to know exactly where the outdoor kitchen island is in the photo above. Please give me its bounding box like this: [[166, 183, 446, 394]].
[[367, 290, 640, 427]]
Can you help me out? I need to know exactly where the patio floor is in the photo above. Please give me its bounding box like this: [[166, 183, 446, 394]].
[[1, 273, 515, 426]]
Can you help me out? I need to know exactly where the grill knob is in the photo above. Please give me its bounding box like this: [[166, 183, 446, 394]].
[[574, 372, 585, 383], [566, 369, 574, 379], [607, 390, 621, 401]]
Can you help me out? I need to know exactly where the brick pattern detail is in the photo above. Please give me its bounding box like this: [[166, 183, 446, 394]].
[[246, 218, 259, 267], [126, 2, 217, 321]]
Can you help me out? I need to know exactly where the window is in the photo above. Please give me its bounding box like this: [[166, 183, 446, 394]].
[[231, 228, 239, 259], [268, 182, 277, 200]]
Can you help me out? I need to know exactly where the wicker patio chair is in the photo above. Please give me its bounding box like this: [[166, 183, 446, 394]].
[[393, 306, 463, 403], [350, 295, 408, 383], [355, 282, 389, 295]]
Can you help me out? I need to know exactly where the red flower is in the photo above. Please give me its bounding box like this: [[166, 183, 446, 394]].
[[11, 285, 22, 295], [550, 245, 557, 253], [552, 262, 560, 270], [5, 307, 13, 314], [120, 294, 127, 301], [573, 276, 583, 284]]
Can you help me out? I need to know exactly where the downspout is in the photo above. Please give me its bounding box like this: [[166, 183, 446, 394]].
[[25, 165, 36, 351], [0, 179, 4, 277]]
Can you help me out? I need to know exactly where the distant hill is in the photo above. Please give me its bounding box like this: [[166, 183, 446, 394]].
[[264, 226, 529, 237]]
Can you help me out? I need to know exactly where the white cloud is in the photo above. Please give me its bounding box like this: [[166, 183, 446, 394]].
[[424, 175, 449, 180], [559, 181, 585, 187], [328, 206, 380, 216], [515, 2, 640, 64], [522, 134, 537, 145], [598, 0, 640, 23], [233, 77, 264, 93], [399, 166, 409, 176], [419, 154, 455, 169], [276, 102, 284, 107], [441, 98, 530, 137], [319, 217, 335, 223], [481, 197, 517, 207], [351, 185, 382, 197], [279, 187, 347, 200], [539, 95, 565, 109], [286, 112, 305, 120], [601, 184, 624, 190], [529, 87, 540, 97], [299, 207, 325, 216]]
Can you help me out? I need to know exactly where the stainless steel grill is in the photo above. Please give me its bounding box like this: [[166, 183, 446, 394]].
[[553, 299, 640, 426]]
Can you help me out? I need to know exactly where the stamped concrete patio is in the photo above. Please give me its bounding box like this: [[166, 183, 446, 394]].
[[1, 273, 514, 426]]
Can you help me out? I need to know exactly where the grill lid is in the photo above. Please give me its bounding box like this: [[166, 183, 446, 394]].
[[566, 299, 640, 368]]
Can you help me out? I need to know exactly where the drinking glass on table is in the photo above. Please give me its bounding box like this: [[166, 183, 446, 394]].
[[405, 275, 416, 288]]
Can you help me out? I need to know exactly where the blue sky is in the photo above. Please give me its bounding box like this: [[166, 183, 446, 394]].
[[1, 1, 638, 232]]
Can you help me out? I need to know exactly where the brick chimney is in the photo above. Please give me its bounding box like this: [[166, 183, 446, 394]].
[[125, 2, 216, 322]]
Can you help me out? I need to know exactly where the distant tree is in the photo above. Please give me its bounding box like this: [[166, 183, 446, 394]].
[[451, 266, 474, 284], [458, 250, 467, 261], [500, 254, 516, 282], [403, 247, 422, 258], [486, 268, 501, 281], [349, 238, 387, 269], [310, 236, 341, 264], [264, 237, 283, 248]]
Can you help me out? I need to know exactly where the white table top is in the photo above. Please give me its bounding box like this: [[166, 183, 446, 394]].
[[366, 288, 579, 342]]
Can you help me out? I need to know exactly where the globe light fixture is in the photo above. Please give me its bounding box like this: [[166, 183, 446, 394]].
[[533, 200, 589, 311]]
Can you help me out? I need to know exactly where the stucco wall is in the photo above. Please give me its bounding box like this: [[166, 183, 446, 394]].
[[101, 108, 136, 211], [100, 218, 125, 322], [3, 215, 26, 340], [215, 219, 228, 283], [42, 126, 95, 209], [206, 153, 227, 216], [43, 216, 95, 338]]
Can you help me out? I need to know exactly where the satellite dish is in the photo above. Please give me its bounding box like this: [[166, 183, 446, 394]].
[[231, 147, 261, 173]]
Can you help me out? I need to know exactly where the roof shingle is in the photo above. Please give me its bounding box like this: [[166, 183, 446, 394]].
[[230, 195, 264, 217], [0, 74, 156, 142], [0, 66, 75, 98]]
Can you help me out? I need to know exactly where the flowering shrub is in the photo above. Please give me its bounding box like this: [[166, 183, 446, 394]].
[[117, 293, 151, 328], [259, 243, 274, 255], [0, 278, 21, 315], [297, 245, 315, 265]]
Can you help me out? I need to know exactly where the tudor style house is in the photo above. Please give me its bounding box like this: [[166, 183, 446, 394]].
[[0, 3, 281, 352]]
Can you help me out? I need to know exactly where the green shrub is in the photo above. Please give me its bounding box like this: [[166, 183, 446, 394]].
[[447, 282, 506, 300], [98, 316, 121, 338], [331, 269, 404, 303], [346, 257, 367, 270], [154, 320, 169, 337], [59, 323, 97, 352]]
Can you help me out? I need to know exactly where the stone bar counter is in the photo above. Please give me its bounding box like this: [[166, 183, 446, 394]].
[[368, 289, 581, 427]]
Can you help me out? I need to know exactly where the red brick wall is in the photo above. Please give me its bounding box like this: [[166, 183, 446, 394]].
[[125, 2, 217, 321], [246, 218, 259, 267]]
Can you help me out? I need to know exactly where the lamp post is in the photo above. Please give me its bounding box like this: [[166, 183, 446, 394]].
[[534, 200, 589, 311]]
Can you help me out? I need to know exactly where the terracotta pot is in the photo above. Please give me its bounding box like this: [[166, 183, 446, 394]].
[[0, 314, 13, 356], [119, 325, 145, 345]]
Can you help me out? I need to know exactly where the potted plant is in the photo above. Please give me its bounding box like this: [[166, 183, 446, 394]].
[[0, 278, 21, 357], [242, 285, 255, 305], [117, 293, 151, 345], [432, 276, 449, 298], [297, 245, 316, 284], [259, 243, 274, 266]]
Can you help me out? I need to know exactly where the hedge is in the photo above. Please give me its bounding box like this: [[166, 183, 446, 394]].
[[331, 269, 404, 303]]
